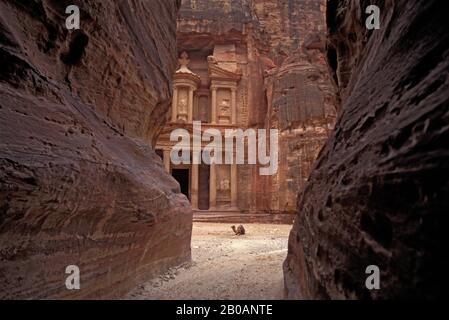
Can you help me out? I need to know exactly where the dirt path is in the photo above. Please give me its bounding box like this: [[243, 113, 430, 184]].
[[126, 223, 292, 300]]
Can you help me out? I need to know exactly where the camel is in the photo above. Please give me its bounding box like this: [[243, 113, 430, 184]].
[[231, 225, 245, 236]]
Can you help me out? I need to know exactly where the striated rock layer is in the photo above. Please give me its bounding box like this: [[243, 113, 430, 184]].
[[284, 0, 449, 299], [0, 0, 192, 299], [257, 0, 336, 214]]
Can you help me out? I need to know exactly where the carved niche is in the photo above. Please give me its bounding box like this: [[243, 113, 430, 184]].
[[195, 92, 210, 123], [216, 165, 231, 205], [219, 179, 230, 191], [177, 88, 189, 122], [217, 88, 232, 124]]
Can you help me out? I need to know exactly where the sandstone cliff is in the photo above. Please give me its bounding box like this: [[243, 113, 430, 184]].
[[258, 0, 336, 213], [284, 0, 449, 299], [0, 0, 192, 299]]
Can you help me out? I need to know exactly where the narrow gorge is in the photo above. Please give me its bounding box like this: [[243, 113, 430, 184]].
[[0, 0, 447, 300]]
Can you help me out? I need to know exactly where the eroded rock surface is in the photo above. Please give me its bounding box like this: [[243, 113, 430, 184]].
[[258, 0, 336, 214], [284, 0, 449, 299], [0, 0, 191, 299]]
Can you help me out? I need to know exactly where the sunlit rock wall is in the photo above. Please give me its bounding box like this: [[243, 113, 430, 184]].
[[284, 0, 448, 299], [0, 0, 192, 299]]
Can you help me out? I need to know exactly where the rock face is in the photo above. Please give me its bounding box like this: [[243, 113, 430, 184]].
[[284, 0, 449, 299], [0, 0, 192, 299], [174, 0, 335, 215], [256, 0, 336, 214]]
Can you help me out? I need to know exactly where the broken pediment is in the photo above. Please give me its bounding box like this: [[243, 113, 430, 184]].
[[208, 57, 242, 82], [207, 44, 242, 81]]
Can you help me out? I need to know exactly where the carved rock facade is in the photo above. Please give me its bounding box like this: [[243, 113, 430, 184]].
[[156, 0, 335, 217]]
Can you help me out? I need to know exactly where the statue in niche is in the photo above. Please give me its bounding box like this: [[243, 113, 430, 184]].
[[177, 97, 188, 122], [219, 179, 230, 191], [218, 98, 231, 124]]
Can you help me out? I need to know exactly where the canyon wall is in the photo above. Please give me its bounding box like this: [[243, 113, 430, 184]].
[[254, 0, 336, 214], [0, 0, 192, 299], [176, 0, 334, 214], [284, 0, 449, 299]]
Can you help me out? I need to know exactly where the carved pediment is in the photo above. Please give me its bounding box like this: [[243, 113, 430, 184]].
[[208, 57, 242, 82]]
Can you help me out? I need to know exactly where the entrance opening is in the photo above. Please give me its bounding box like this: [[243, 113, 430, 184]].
[[172, 169, 190, 199]]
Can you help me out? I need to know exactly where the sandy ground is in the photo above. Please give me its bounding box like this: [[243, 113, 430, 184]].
[[126, 222, 292, 300]]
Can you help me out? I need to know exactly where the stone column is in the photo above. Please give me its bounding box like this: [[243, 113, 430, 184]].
[[171, 86, 178, 122], [163, 150, 171, 173], [231, 87, 237, 125], [190, 151, 199, 210], [211, 86, 217, 124], [209, 163, 217, 210], [231, 162, 238, 209], [188, 87, 194, 123], [191, 162, 199, 210]]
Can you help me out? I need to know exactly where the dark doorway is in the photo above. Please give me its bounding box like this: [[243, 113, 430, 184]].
[[172, 169, 190, 199], [198, 164, 210, 210]]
